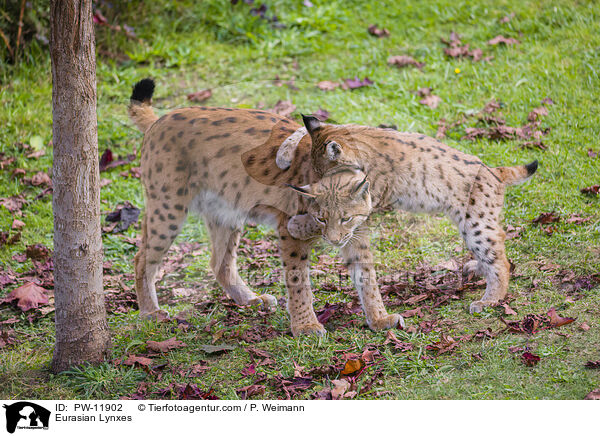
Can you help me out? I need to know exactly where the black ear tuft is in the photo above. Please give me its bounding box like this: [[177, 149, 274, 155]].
[[352, 176, 370, 199], [301, 114, 322, 134], [131, 78, 155, 103], [525, 160, 538, 177], [285, 183, 316, 198]]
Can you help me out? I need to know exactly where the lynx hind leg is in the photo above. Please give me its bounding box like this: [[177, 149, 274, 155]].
[[206, 219, 276, 309], [287, 213, 321, 240], [135, 189, 190, 319], [458, 180, 510, 313]]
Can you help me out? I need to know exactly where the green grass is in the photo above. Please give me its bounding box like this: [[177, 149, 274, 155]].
[[0, 0, 599, 400]]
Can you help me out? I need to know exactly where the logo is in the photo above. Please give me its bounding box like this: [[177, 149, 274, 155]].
[[3, 402, 50, 434]]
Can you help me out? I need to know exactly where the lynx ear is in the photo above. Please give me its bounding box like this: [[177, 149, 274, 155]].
[[301, 114, 321, 135], [286, 183, 316, 198], [352, 176, 370, 200]]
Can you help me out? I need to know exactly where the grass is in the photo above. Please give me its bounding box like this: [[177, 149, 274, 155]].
[[0, 0, 599, 400]]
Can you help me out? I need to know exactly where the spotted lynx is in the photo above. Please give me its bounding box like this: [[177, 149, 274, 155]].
[[278, 116, 538, 313], [128, 79, 405, 336]]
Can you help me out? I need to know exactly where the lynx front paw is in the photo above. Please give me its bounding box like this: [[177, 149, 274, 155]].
[[292, 322, 327, 337], [139, 309, 170, 322], [469, 299, 498, 314], [256, 293, 278, 311], [369, 313, 405, 331]]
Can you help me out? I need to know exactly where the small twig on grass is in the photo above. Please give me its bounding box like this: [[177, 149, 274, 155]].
[[15, 0, 26, 61], [0, 28, 14, 59]]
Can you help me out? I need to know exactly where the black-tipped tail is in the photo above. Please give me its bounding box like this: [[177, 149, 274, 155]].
[[131, 78, 155, 103], [525, 160, 538, 177]]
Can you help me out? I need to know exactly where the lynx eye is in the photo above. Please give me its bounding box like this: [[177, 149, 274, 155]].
[[341, 217, 353, 224], [314, 216, 326, 225]]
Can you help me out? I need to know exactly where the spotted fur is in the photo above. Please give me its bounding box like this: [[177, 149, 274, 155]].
[[129, 79, 384, 337], [284, 116, 538, 313]]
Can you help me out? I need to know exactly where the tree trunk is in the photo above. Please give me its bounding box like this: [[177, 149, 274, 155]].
[[50, 0, 110, 373]]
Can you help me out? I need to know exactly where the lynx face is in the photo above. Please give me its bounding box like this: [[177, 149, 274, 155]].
[[290, 168, 372, 248]]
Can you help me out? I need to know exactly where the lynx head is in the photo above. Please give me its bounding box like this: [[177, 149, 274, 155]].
[[301, 114, 368, 176], [289, 167, 372, 248]]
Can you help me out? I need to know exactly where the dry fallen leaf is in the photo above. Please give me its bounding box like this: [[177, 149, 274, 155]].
[[331, 379, 351, 400], [419, 95, 442, 109], [581, 185, 599, 196], [1, 282, 50, 311], [547, 307, 576, 328], [146, 337, 187, 353], [269, 100, 296, 118], [521, 351, 541, 367], [11, 219, 25, 230], [501, 302, 517, 316], [387, 55, 424, 69], [579, 322, 590, 331], [367, 24, 390, 38], [488, 35, 520, 45], [187, 89, 212, 102], [340, 358, 365, 376], [584, 388, 600, 400], [316, 80, 340, 91], [123, 354, 153, 366]]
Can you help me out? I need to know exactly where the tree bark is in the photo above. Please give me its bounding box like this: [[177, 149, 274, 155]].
[[50, 0, 110, 373]]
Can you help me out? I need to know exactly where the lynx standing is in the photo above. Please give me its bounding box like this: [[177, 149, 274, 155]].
[[277, 116, 538, 313], [127, 79, 405, 336]]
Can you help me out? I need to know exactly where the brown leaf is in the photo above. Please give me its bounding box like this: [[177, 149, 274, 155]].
[[146, 337, 187, 353], [236, 384, 265, 399], [419, 95, 441, 109], [28, 171, 52, 187], [584, 389, 600, 400], [416, 87, 432, 97], [11, 219, 25, 230], [488, 35, 520, 45], [26, 244, 51, 262], [527, 106, 549, 122], [367, 24, 390, 38], [483, 99, 501, 113], [123, 354, 153, 366], [400, 307, 424, 318], [501, 302, 517, 316], [340, 358, 365, 376], [269, 100, 296, 118], [2, 282, 50, 311], [26, 149, 46, 159], [565, 214, 591, 225], [547, 307, 575, 328], [532, 212, 560, 225], [579, 322, 590, 331], [342, 77, 374, 89], [387, 55, 424, 69], [331, 379, 351, 400], [0, 195, 27, 213], [316, 80, 340, 91], [404, 293, 428, 305], [505, 225, 523, 240], [581, 185, 599, 196], [383, 330, 414, 352], [187, 89, 212, 102], [521, 351, 541, 367], [426, 333, 460, 356]]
